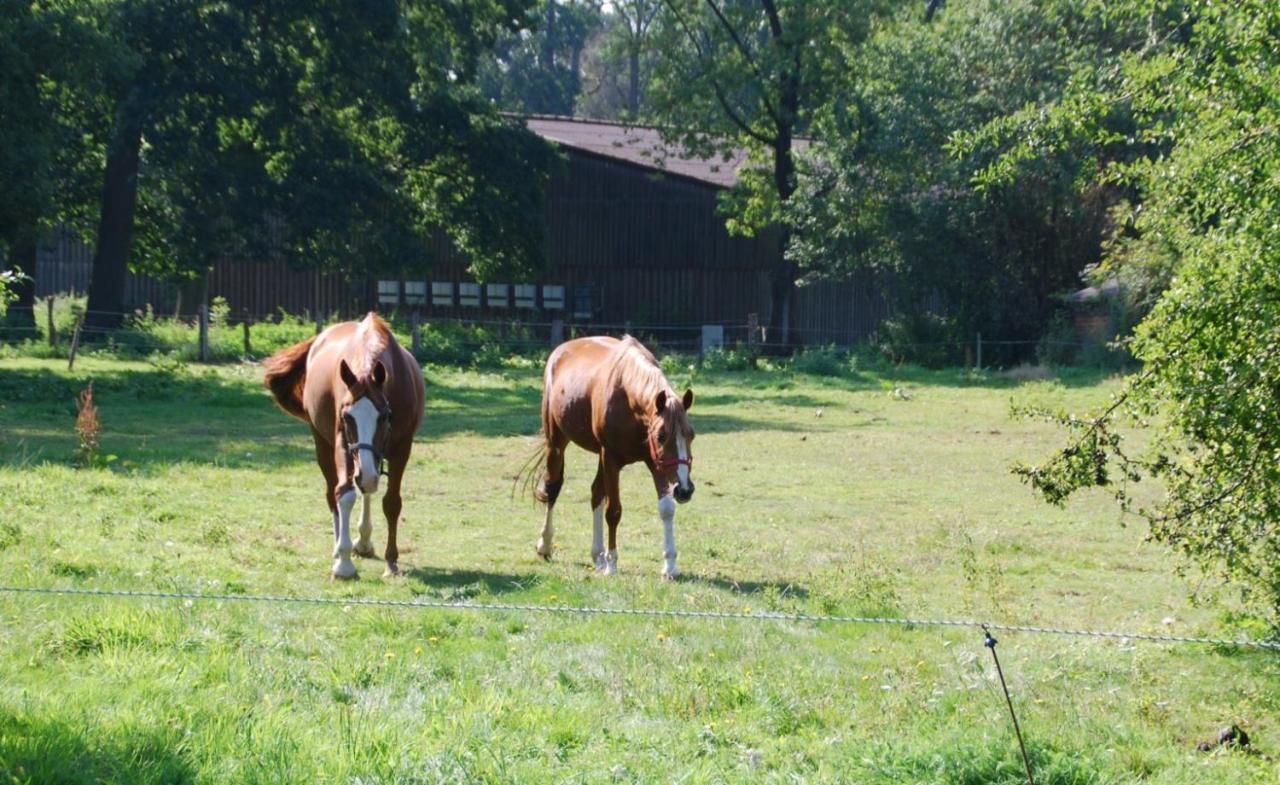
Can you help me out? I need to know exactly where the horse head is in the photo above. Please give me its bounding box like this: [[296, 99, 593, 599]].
[[648, 388, 696, 503], [339, 358, 393, 495]]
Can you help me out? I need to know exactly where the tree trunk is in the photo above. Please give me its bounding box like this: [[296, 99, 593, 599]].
[[767, 131, 797, 346], [628, 47, 640, 116], [84, 113, 143, 332], [4, 239, 38, 333]]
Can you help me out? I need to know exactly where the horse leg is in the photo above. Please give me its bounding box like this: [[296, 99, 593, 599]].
[[535, 430, 568, 560], [590, 458, 606, 571], [602, 456, 622, 576], [332, 483, 358, 579], [312, 432, 343, 569], [354, 493, 376, 558], [658, 493, 679, 580], [381, 440, 411, 577]]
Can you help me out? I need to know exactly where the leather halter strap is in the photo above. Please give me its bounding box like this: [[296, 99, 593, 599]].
[[649, 433, 692, 469]]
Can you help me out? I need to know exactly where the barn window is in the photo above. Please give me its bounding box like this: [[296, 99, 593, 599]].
[[541, 285, 565, 311], [431, 281, 454, 307], [514, 284, 537, 309], [573, 284, 595, 320], [486, 283, 510, 308], [377, 280, 400, 305], [458, 282, 481, 307], [403, 281, 426, 305]]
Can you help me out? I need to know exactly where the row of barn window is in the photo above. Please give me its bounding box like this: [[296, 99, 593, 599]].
[[377, 281, 591, 317]]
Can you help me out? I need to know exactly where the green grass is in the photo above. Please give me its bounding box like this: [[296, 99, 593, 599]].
[[0, 355, 1276, 783]]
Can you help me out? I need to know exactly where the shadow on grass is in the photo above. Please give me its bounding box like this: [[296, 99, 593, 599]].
[[0, 709, 196, 785], [405, 565, 544, 598], [686, 573, 811, 599], [0, 365, 302, 470]]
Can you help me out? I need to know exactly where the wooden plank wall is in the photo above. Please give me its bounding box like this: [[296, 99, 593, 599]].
[[28, 149, 896, 342]]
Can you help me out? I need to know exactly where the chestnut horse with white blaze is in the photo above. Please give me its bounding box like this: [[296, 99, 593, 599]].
[[263, 313, 425, 579], [533, 335, 695, 578]]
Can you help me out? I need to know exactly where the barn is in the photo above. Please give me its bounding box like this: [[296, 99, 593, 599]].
[[33, 116, 892, 344]]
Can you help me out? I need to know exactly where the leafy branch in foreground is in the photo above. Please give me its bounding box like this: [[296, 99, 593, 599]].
[[998, 0, 1280, 628]]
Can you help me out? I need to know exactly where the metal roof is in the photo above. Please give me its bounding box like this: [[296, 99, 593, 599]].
[[523, 115, 757, 189]]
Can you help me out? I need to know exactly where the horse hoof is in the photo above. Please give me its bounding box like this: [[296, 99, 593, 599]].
[[354, 542, 376, 558], [383, 563, 401, 578], [332, 560, 358, 580], [661, 568, 680, 581]]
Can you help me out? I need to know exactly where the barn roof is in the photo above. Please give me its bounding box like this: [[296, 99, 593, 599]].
[[522, 115, 801, 189]]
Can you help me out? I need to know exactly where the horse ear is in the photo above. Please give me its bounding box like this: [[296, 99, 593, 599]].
[[682, 388, 694, 411], [655, 389, 668, 414], [339, 359, 357, 388], [372, 361, 387, 387]]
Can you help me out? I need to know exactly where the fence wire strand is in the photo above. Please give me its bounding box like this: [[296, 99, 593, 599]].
[[2, 585, 1276, 651]]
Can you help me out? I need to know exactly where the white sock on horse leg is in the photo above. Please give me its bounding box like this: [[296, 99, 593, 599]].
[[659, 495, 678, 579], [592, 503, 605, 569], [355, 493, 374, 556], [333, 489, 357, 579], [603, 548, 618, 576], [537, 505, 555, 558]]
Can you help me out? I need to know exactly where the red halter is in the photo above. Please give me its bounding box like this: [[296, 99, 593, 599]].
[[649, 433, 693, 469]]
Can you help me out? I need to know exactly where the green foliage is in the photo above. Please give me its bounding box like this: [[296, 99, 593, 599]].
[[792, 345, 858, 378], [789, 0, 1160, 348], [1000, 1, 1280, 627]]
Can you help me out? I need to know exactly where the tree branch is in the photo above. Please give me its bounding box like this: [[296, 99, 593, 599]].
[[703, 0, 782, 126], [661, 0, 777, 146]]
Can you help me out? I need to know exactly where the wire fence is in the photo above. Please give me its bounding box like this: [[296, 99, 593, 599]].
[[1, 301, 1110, 371], [2, 584, 1276, 651]]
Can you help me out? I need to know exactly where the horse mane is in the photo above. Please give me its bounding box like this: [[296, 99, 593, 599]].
[[607, 336, 672, 412], [348, 312, 392, 376]]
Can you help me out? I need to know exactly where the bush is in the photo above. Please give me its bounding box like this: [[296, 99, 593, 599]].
[[792, 344, 857, 377], [874, 312, 966, 368]]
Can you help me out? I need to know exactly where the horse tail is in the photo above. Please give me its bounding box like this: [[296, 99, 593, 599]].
[[262, 336, 315, 421], [511, 352, 556, 501]]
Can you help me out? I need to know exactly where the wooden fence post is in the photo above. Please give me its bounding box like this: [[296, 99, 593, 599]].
[[976, 333, 983, 369], [242, 312, 252, 357], [46, 299, 56, 346], [67, 311, 85, 370], [198, 303, 210, 362]]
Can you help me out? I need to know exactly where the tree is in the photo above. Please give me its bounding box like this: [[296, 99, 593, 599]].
[[648, 0, 886, 344], [578, 0, 661, 119], [987, 0, 1280, 627], [79, 0, 557, 331], [479, 1, 603, 115], [0, 1, 117, 330], [786, 0, 1160, 359]]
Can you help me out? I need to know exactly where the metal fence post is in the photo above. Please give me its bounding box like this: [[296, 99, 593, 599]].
[[198, 303, 210, 362]]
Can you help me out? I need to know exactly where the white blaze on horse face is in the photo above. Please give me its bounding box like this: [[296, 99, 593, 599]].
[[676, 434, 691, 490], [349, 397, 381, 494]]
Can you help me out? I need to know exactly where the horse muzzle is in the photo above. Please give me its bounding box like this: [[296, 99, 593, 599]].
[[674, 481, 695, 504]]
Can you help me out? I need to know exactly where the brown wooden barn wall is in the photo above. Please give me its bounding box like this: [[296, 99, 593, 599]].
[[30, 148, 894, 343]]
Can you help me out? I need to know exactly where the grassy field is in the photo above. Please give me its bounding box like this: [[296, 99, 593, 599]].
[[0, 354, 1276, 784]]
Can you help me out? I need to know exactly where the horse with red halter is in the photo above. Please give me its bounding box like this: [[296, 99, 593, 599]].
[[263, 313, 425, 579], [531, 335, 696, 578]]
